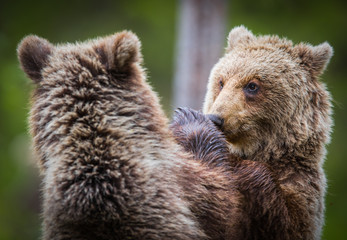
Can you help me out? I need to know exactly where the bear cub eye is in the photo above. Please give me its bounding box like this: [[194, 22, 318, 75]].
[[219, 77, 224, 91], [244, 79, 260, 96]]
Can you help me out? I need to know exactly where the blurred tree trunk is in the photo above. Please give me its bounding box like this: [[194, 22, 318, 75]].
[[173, 0, 228, 110]]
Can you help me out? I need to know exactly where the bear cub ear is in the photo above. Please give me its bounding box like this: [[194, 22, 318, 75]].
[[295, 42, 333, 76], [17, 35, 53, 84], [95, 31, 142, 72], [226, 25, 255, 52]]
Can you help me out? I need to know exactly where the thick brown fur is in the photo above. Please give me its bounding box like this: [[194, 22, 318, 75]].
[[170, 107, 231, 170], [18, 32, 245, 239], [18, 27, 333, 239], [199, 26, 332, 239]]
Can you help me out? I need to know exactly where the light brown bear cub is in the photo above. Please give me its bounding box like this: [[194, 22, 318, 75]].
[[18, 32, 240, 240], [201, 26, 332, 239]]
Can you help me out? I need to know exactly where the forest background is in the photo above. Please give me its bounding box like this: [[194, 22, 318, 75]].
[[0, 0, 346, 239]]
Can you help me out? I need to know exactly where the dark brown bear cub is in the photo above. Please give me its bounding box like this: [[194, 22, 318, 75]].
[[18, 32, 239, 239]]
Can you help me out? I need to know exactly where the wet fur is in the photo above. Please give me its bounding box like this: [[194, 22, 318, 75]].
[[170, 107, 231, 170], [18, 32, 242, 240]]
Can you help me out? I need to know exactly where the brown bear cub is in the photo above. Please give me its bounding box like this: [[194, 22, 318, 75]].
[[173, 26, 333, 239], [18, 32, 242, 240]]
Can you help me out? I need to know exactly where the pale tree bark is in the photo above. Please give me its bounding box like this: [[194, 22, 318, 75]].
[[173, 0, 228, 110]]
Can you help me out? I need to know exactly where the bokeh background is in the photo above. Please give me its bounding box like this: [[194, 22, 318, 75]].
[[0, 0, 346, 239]]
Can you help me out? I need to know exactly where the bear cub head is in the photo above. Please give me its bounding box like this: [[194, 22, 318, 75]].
[[204, 26, 333, 161], [17, 31, 168, 172]]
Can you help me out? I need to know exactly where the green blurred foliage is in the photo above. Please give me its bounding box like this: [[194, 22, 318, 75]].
[[0, 0, 346, 239]]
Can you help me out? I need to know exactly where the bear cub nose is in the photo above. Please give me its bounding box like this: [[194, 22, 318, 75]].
[[207, 114, 224, 129]]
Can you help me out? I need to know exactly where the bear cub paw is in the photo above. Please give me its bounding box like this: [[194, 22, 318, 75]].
[[170, 107, 231, 170]]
